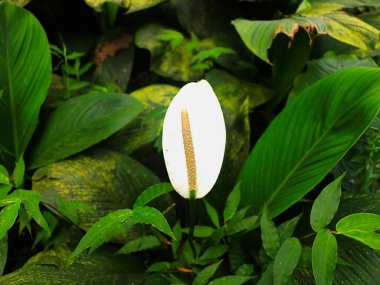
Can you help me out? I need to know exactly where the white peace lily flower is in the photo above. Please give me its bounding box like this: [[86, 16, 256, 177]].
[[162, 80, 226, 199]]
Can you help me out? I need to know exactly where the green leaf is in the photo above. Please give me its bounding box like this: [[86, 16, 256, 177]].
[[338, 229, 380, 250], [11, 190, 50, 234], [260, 207, 280, 258], [133, 183, 173, 209], [83, 0, 165, 13], [223, 182, 241, 223], [232, 10, 378, 63], [239, 67, 380, 218], [290, 52, 377, 98], [203, 199, 220, 228], [32, 149, 169, 236], [147, 261, 171, 272], [208, 275, 252, 285], [193, 260, 222, 285], [117, 235, 161, 254], [0, 235, 7, 276], [182, 226, 215, 238], [310, 174, 343, 232], [0, 3, 51, 166], [312, 229, 337, 285], [56, 198, 91, 224], [227, 215, 258, 236], [71, 209, 134, 260], [257, 262, 274, 285], [235, 264, 254, 277], [199, 245, 228, 262], [273, 238, 302, 285], [0, 165, 9, 186], [171, 221, 182, 258], [12, 155, 24, 188], [0, 201, 20, 240], [28, 92, 143, 169], [277, 214, 302, 244], [336, 213, 380, 232], [0, 245, 152, 284], [308, 0, 380, 7], [131, 206, 174, 238]]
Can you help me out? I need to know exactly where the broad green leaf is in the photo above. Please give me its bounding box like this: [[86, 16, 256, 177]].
[[193, 260, 222, 285], [227, 215, 258, 236], [0, 201, 20, 240], [208, 275, 252, 285], [261, 207, 280, 258], [310, 174, 343, 232], [117, 235, 161, 254], [235, 264, 254, 276], [308, 0, 380, 7], [84, 0, 165, 13], [0, 245, 154, 284], [147, 261, 171, 272], [106, 84, 179, 154], [277, 214, 302, 244], [232, 10, 378, 63], [182, 226, 215, 238], [133, 183, 173, 209], [336, 213, 380, 232], [0, 3, 51, 168], [257, 262, 274, 285], [199, 245, 228, 262], [32, 149, 168, 234], [338, 229, 380, 250], [273, 238, 302, 285], [0, 235, 7, 276], [223, 182, 241, 223], [290, 52, 377, 98], [10, 190, 50, 234], [0, 165, 9, 186], [71, 209, 134, 259], [239, 67, 380, 218], [312, 229, 337, 285], [28, 92, 143, 169], [203, 199, 220, 228], [12, 155, 24, 188], [131, 206, 174, 238], [4, 0, 31, 6], [56, 199, 92, 224]]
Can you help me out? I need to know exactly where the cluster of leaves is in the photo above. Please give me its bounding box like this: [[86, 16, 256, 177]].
[[0, 0, 379, 284]]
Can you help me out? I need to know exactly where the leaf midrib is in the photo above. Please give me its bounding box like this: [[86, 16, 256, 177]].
[[265, 91, 377, 215]]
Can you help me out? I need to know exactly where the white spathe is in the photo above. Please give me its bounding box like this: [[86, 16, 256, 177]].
[[162, 80, 226, 199]]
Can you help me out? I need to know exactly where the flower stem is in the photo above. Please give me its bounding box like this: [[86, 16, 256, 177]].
[[189, 191, 196, 257]]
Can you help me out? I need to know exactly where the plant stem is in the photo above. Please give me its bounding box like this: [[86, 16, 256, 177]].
[[189, 191, 196, 257]]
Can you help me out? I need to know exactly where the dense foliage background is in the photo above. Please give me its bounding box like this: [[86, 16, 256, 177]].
[[0, 0, 379, 284]]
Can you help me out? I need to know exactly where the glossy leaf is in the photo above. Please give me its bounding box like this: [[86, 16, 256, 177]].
[[117, 235, 161, 254], [84, 0, 165, 12], [310, 174, 343, 232], [339, 230, 380, 250], [233, 10, 378, 63], [28, 92, 143, 169], [12, 156, 24, 188], [208, 275, 252, 285], [239, 67, 380, 217], [0, 202, 20, 240], [193, 260, 222, 285], [312, 229, 337, 285], [273, 238, 302, 285], [0, 3, 51, 166], [223, 182, 241, 223], [203, 200, 220, 228], [260, 207, 280, 258], [336, 213, 380, 232], [133, 183, 173, 209]]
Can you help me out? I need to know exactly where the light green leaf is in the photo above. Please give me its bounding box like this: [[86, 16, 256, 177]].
[[239, 67, 380, 218], [199, 245, 228, 262], [232, 10, 378, 63], [0, 235, 7, 276], [203, 199, 220, 228], [336, 213, 380, 232], [0, 165, 9, 186], [223, 182, 241, 223], [310, 174, 343, 232], [0, 3, 51, 166], [235, 264, 254, 277], [182, 226, 215, 238], [261, 207, 280, 258], [257, 262, 274, 285], [171, 221, 182, 258], [131, 206, 174, 238], [133, 183, 173, 209], [339, 229, 380, 250], [146, 261, 171, 272], [117, 235, 161, 254], [0, 201, 20, 240], [208, 275, 252, 285], [56, 198, 92, 224], [193, 260, 222, 285], [28, 92, 143, 169], [227, 215, 258, 236], [71, 209, 134, 260], [308, 0, 380, 7], [277, 214, 302, 244], [273, 238, 302, 285], [12, 155, 24, 188], [10, 190, 49, 234], [312, 229, 337, 285], [84, 0, 165, 12]]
